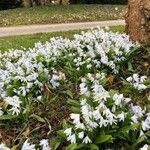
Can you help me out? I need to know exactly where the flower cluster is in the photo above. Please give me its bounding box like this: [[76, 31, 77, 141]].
[[0, 139, 51, 150], [126, 74, 147, 90], [72, 28, 135, 73], [0, 37, 68, 115], [0, 28, 137, 116], [64, 75, 150, 145], [1, 28, 149, 149]]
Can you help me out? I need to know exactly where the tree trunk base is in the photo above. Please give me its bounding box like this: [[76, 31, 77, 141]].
[[125, 0, 150, 42]]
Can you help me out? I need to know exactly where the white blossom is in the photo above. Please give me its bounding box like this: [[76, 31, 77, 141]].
[[40, 139, 51, 150], [0, 143, 10, 150], [78, 131, 84, 139], [140, 144, 149, 150], [21, 139, 35, 150], [82, 136, 92, 144]]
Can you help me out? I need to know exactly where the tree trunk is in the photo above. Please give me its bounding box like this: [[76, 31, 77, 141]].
[[125, 0, 150, 42]]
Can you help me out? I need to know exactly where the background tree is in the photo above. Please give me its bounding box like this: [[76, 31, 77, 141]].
[[0, 0, 21, 10], [126, 0, 150, 42]]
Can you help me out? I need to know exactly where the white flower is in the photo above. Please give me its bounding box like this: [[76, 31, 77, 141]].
[[81, 103, 90, 118], [80, 83, 88, 95], [131, 104, 145, 118], [127, 74, 147, 91], [137, 84, 147, 90], [113, 94, 123, 106], [140, 76, 147, 83], [67, 134, 76, 144], [126, 76, 132, 82], [131, 115, 138, 124], [140, 144, 149, 150], [82, 136, 92, 144], [124, 98, 131, 104], [78, 131, 84, 139], [93, 109, 102, 120], [70, 113, 81, 126], [0, 143, 10, 150], [133, 74, 139, 82], [9, 106, 20, 115], [87, 64, 92, 69], [40, 139, 51, 150], [142, 115, 150, 131], [117, 112, 126, 122], [50, 74, 60, 88], [4, 96, 21, 115], [93, 84, 110, 101], [21, 139, 35, 150], [0, 107, 4, 116], [139, 130, 145, 137], [64, 128, 72, 137], [37, 96, 42, 100]]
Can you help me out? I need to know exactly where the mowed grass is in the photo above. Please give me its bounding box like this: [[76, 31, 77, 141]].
[[0, 25, 125, 52], [0, 5, 126, 27]]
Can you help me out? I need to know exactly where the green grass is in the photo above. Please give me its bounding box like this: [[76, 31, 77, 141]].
[[0, 25, 125, 52], [0, 4, 126, 27]]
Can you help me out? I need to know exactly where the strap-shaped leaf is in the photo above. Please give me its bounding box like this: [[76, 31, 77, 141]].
[[118, 123, 139, 133], [131, 135, 145, 149], [0, 114, 17, 120], [95, 135, 112, 144], [89, 144, 99, 150], [66, 144, 77, 150]]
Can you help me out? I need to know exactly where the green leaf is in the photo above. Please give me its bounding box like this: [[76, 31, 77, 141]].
[[109, 89, 117, 97], [54, 141, 61, 150], [67, 99, 80, 107], [57, 130, 66, 138], [128, 62, 134, 72], [71, 106, 80, 113], [11, 145, 18, 150], [66, 144, 77, 150], [95, 135, 112, 144], [29, 114, 45, 123], [0, 114, 17, 120], [145, 131, 150, 137], [63, 90, 74, 99], [89, 144, 99, 150], [118, 124, 139, 133], [144, 139, 150, 144], [62, 119, 68, 128], [131, 135, 145, 149], [76, 144, 85, 149]]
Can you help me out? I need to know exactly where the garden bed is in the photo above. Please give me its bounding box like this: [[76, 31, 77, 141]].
[[0, 27, 149, 150]]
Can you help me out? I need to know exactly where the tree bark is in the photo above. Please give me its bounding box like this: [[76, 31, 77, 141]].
[[126, 0, 150, 42]]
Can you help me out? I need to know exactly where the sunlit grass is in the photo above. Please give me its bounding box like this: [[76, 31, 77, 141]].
[[0, 4, 126, 27], [0, 26, 125, 52]]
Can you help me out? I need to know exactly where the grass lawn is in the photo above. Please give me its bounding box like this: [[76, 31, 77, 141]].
[[0, 25, 125, 52], [0, 5, 126, 27]]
